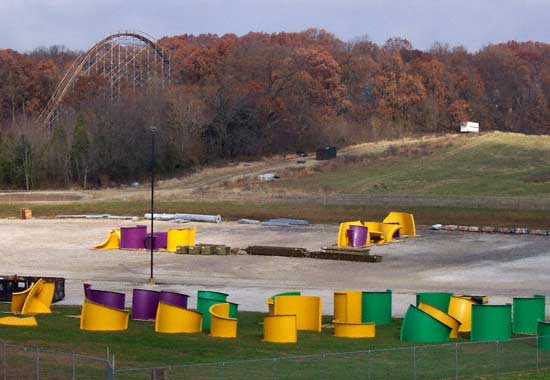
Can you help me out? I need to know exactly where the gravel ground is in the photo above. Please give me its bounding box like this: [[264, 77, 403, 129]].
[[1, 218, 549, 316]]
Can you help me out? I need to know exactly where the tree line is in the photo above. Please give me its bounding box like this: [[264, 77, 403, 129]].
[[0, 30, 548, 189]]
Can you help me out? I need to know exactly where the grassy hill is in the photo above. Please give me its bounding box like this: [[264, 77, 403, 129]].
[[276, 132, 550, 198]]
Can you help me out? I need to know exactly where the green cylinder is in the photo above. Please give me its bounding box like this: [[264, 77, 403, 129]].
[[471, 304, 511, 342], [416, 292, 453, 312], [537, 321, 550, 350], [228, 302, 239, 319], [196, 290, 229, 330], [362, 289, 392, 325], [513, 296, 545, 334], [400, 305, 451, 343]]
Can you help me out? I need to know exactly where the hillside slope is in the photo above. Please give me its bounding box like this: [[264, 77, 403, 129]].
[[274, 132, 550, 198]]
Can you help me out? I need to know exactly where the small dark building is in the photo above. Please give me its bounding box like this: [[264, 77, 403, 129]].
[[316, 146, 337, 160]]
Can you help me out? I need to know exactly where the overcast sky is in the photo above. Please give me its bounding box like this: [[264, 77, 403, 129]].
[[1, 0, 549, 53]]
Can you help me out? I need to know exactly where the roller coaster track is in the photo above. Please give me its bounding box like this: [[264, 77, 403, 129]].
[[38, 31, 170, 126]]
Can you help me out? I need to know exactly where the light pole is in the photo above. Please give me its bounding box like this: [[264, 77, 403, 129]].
[[148, 126, 158, 284]]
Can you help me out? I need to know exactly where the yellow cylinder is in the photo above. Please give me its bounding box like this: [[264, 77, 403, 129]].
[[334, 321, 375, 338], [448, 296, 476, 333], [166, 227, 196, 252], [334, 290, 362, 323], [209, 303, 238, 338], [80, 299, 129, 331], [155, 301, 202, 333], [273, 295, 322, 332], [263, 315, 297, 343]]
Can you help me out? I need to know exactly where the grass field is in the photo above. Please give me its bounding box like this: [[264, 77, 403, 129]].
[[277, 132, 550, 197], [2, 304, 550, 379]]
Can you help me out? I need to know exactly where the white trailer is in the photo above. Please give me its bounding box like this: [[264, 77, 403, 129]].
[[460, 121, 480, 133]]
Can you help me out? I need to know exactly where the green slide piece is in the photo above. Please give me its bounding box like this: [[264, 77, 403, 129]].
[[196, 290, 229, 331], [271, 291, 301, 302], [416, 292, 453, 313], [228, 302, 239, 319], [400, 305, 451, 343], [362, 290, 392, 325], [537, 321, 550, 350], [513, 296, 545, 334], [471, 304, 512, 342]]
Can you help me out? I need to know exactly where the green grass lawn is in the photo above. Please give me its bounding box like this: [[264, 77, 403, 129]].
[[2, 304, 550, 379], [279, 132, 550, 197]]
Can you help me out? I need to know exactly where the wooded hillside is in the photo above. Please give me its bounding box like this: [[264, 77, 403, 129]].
[[0, 30, 548, 189]]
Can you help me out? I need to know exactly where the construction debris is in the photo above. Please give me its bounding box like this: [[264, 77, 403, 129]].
[[176, 244, 231, 255], [245, 245, 381, 263], [238, 219, 261, 224], [435, 224, 549, 236], [56, 214, 137, 220], [19, 208, 32, 219], [262, 218, 309, 227], [145, 213, 222, 223]]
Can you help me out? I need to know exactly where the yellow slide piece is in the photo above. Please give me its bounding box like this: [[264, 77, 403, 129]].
[[22, 280, 55, 315], [93, 229, 121, 250], [12, 279, 55, 315], [266, 292, 301, 315], [383, 212, 416, 237], [273, 295, 322, 332], [363, 222, 388, 245], [448, 296, 476, 333], [379, 223, 401, 244], [263, 314, 297, 343], [80, 299, 129, 331], [155, 301, 202, 334], [334, 290, 362, 323], [209, 303, 237, 338], [0, 316, 38, 327], [337, 221, 365, 247], [334, 321, 375, 338], [418, 302, 461, 339], [166, 226, 196, 252], [11, 286, 32, 314]]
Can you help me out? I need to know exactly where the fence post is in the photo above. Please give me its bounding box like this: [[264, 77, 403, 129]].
[[536, 335, 540, 372], [2, 341, 6, 380], [413, 345, 417, 380], [272, 357, 277, 380], [220, 361, 225, 380], [35, 347, 40, 380], [367, 350, 371, 380], [72, 353, 76, 380], [496, 340, 500, 376], [455, 343, 458, 380]]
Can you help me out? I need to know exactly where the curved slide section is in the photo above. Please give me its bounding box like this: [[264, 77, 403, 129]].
[[80, 299, 129, 331], [155, 301, 202, 334], [209, 303, 238, 338], [273, 295, 322, 332], [93, 229, 121, 250], [418, 302, 460, 338], [448, 296, 476, 333], [400, 305, 451, 343]]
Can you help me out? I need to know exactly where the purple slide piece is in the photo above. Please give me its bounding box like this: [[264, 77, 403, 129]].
[[120, 225, 147, 249], [84, 284, 126, 309], [132, 289, 161, 320], [159, 291, 189, 309]]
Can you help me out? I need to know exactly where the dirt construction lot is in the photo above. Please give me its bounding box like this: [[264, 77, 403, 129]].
[[1, 218, 549, 316]]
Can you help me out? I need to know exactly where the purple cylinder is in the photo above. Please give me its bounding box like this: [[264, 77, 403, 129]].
[[348, 225, 368, 247], [120, 225, 147, 249], [159, 291, 189, 309], [144, 235, 158, 251], [155, 232, 167, 249], [86, 288, 126, 309], [132, 289, 160, 320]]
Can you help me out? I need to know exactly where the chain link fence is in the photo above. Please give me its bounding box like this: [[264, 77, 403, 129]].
[[114, 336, 550, 380], [3, 336, 550, 379], [0, 340, 112, 380]]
